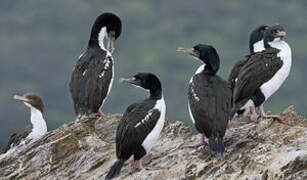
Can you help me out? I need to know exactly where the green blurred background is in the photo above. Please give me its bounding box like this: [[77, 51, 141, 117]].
[[1, 0, 306, 151]]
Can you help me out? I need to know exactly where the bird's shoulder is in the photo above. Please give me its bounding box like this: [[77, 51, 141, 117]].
[[4, 124, 33, 153], [233, 48, 283, 101]]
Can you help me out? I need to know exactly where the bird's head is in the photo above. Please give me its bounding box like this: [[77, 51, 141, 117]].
[[14, 93, 44, 113], [264, 24, 286, 43], [89, 12, 122, 53], [177, 44, 220, 74], [120, 73, 162, 99], [249, 25, 269, 53]]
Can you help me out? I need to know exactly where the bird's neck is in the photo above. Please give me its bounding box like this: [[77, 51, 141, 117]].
[[203, 64, 217, 75], [268, 39, 291, 61], [88, 27, 108, 51], [149, 87, 162, 100], [30, 107, 47, 137]]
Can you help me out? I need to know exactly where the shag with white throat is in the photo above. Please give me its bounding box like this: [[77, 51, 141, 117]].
[[106, 73, 166, 179], [228, 25, 269, 113], [230, 25, 292, 123], [69, 12, 122, 120], [177, 44, 231, 157], [4, 93, 46, 153]]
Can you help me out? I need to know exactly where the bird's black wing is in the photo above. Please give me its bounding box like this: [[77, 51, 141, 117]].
[[4, 124, 32, 153], [189, 74, 231, 138], [116, 99, 161, 160], [69, 49, 113, 115], [233, 48, 283, 104], [228, 59, 248, 91]]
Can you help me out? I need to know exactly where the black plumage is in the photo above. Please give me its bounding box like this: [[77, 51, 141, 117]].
[[230, 25, 291, 122], [106, 73, 166, 179], [228, 25, 269, 93], [69, 13, 121, 119], [230, 49, 282, 116], [4, 125, 32, 153], [177, 44, 231, 157]]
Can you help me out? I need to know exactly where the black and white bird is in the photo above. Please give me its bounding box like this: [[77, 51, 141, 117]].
[[177, 44, 231, 157], [106, 73, 166, 179], [230, 25, 292, 122], [228, 25, 269, 116], [69, 13, 122, 120], [4, 93, 46, 153], [229, 25, 269, 93]]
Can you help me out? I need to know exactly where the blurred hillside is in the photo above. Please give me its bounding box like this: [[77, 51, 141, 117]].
[[0, 0, 306, 151]]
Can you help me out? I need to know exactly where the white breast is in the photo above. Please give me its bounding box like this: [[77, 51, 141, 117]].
[[253, 40, 265, 52], [260, 40, 292, 100], [142, 96, 166, 152], [25, 103, 47, 140]]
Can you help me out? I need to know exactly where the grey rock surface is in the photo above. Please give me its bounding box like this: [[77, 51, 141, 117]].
[[0, 106, 306, 180]]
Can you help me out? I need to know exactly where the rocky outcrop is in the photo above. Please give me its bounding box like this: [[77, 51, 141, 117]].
[[0, 106, 307, 180]]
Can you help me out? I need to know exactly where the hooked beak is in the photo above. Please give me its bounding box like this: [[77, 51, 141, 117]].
[[176, 47, 199, 58], [276, 30, 286, 37], [107, 31, 116, 54], [119, 77, 138, 86], [13, 95, 28, 102]]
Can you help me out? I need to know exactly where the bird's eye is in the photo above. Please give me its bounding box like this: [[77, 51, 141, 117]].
[[132, 77, 136, 81]]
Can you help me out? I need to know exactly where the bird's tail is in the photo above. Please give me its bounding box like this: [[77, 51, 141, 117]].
[[105, 159, 125, 180], [209, 137, 225, 158]]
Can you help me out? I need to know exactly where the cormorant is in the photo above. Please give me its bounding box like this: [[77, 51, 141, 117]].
[[228, 25, 269, 116], [177, 44, 231, 157], [230, 25, 291, 123], [69, 12, 122, 120], [4, 93, 46, 153], [106, 73, 166, 179]]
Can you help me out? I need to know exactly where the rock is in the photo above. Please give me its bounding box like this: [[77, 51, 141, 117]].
[[0, 106, 307, 179]]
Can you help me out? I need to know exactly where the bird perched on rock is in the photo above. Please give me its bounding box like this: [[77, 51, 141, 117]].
[[106, 73, 166, 179], [230, 25, 291, 123], [228, 25, 269, 117], [69, 12, 122, 120], [4, 93, 47, 153], [177, 44, 231, 157]]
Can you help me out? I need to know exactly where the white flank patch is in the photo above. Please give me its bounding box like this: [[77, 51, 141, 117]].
[[24, 102, 47, 140], [98, 71, 105, 78], [142, 96, 166, 152], [260, 39, 292, 100], [82, 69, 87, 76], [190, 82, 200, 101], [135, 109, 154, 128], [253, 40, 265, 52]]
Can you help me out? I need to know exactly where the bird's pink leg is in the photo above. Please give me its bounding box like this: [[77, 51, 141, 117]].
[[249, 106, 259, 121], [259, 105, 283, 123]]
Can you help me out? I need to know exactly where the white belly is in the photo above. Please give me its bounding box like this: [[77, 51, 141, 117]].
[[142, 97, 166, 152], [260, 41, 292, 100]]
